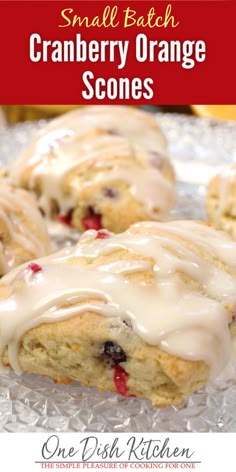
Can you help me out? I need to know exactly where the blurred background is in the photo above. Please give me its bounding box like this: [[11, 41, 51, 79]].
[[1, 105, 236, 127]]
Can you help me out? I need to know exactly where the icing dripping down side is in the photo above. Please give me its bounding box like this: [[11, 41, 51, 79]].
[[10, 106, 175, 221]]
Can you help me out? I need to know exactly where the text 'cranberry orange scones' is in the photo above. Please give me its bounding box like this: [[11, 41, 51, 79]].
[[10, 106, 175, 233], [207, 164, 236, 237], [0, 221, 236, 407], [0, 178, 51, 276]]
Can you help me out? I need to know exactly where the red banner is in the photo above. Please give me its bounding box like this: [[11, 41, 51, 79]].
[[0, 1, 235, 104]]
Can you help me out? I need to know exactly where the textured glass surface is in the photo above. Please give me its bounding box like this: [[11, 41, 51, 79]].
[[0, 113, 236, 432]]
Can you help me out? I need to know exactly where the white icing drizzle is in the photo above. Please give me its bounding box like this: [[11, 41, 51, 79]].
[[0, 221, 235, 377], [35, 105, 168, 151], [10, 106, 174, 219], [0, 181, 51, 275]]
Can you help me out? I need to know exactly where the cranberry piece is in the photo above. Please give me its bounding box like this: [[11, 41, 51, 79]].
[[96, 230, 109, 240], [149, 151, 164, 169], [28, 262, 42, 274], [103, 188, 118, 199], [103, 341, 127, 365], [82, 213, 102, 231], [113, 365, 129, 396], [58, 210, 73, 227]]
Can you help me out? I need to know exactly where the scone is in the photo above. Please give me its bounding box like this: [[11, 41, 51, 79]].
[[0, 177, 51, 276], [0, 220, 235, 407], [10, 106, 175, 233], [206, 164, 236, 236]]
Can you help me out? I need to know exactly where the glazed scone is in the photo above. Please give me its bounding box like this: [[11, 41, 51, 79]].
[[206, 164, 236, 236], [10, 106, 175, 233], [0, 220, 236, 407], [0, 178, 51, 276]]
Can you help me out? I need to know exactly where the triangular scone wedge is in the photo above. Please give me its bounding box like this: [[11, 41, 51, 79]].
[[0, 177, 51, 277], [10, 106, 175, 233], [1, 221, 235, 407]]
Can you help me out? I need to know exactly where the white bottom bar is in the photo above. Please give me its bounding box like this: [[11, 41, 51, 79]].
[[0, 433, 232, 472]]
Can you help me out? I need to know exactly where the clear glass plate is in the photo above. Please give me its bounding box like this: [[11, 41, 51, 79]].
[[1, 113, 236, 433]]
